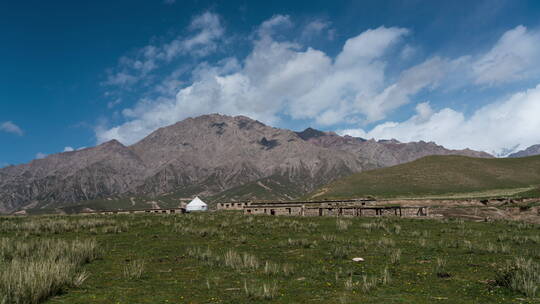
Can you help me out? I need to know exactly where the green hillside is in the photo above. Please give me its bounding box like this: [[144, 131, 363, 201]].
[[309, 155, 540, 199], [208, 174, 305, 202]]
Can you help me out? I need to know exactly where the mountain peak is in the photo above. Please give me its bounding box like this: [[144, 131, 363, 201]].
[[99, 139, 126, 149], [508, 144, 540, 158], [296, 127, 326, 140]]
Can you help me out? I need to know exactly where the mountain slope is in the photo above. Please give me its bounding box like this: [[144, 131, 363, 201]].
[[0, 140, 146, 212], [0, 114, 493, 213], [508, 144, 540, 158], [308, 155, 540, 199], [296, 128, 492, 168]]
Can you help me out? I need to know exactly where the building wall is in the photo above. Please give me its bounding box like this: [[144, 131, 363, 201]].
[[243, 205, 429, 218], [86, 208, 185, 215], [217, 202, 251, 210]]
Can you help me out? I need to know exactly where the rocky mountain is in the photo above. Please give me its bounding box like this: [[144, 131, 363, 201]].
[[0, 114, 492, 213], [295, 128, 492, 168], [508, 144, 540, 158]]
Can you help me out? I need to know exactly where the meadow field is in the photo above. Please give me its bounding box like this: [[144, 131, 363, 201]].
[[1, 212, 540, 303]]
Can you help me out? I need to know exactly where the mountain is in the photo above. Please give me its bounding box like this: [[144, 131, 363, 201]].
[[295, 129, 491, 168], [508, 144, 540, 158], [0, 114, 492, 213], [307, 155, 540, 200]]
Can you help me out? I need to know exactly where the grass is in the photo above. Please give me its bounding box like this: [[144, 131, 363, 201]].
[[308, 154, 540, 200], [123, 259, 146, 280], [519, 186, 540, 199], [0, 237, 100, 303], [495, 257, 540, 297], [1, 213, 539, 303]]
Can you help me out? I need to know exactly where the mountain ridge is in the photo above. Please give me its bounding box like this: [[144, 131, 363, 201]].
[[0, 114, 493, 213], [509, 144, 540, 158]]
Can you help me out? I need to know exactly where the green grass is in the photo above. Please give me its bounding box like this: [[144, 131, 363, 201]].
[[308, 155, 540, 200], [2, 213, 540, 303], [518, 186, 540, 199]]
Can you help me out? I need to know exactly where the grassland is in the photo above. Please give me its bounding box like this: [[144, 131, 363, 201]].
[[2, 213, 540, 303], [309, 155, 540, 200]]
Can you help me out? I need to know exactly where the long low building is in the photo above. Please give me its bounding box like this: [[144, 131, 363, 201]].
[[216, 201, 253, 210], [218, 198, 376, 211], [242, 200, 428, 218], [82, 208, 186, 215]]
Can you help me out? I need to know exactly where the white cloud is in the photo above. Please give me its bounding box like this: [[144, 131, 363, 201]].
[[97, 23, 414, 144], [35, 152, 47, 159], [107, 98, 122, 109], [301, 20, 333, 40], [356, 57, 449, 123], [335, 27, 409, 67], [0, 121, 23, 136], [97, 17, 540, 155], [341, 84, 540, 156], [400, 44, 416, 59], [473, 25, 540, 85], [258, 15, 293, 37], [63, 146, 74, 152], [104, 12, 225, 88]]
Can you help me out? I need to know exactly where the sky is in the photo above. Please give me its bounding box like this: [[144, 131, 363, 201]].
[[2, 0, 540, 166]]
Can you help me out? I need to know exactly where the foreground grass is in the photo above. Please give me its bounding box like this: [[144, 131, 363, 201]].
[[0, 217, 105, 303], [1, 213, 540, 303]]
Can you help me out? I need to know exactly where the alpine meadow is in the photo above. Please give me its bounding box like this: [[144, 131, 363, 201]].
[[2, 1, 540, 303]]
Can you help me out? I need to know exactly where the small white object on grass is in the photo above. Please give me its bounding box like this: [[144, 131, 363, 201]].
[[352, 257, 364, 262]]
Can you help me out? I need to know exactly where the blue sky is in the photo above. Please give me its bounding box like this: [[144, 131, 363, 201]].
[[2, 0, 540, 166]]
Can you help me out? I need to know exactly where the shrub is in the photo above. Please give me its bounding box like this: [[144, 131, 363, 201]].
[[495, 257, 540, 297], [0, 238, 99, 304], [390, 248, 402, 265], [123, 260, 146, 280], [435, 257, 451, 278], [331, 245, 351, 259], [336, 219, 351, 231], [243, 280, 278, 300]]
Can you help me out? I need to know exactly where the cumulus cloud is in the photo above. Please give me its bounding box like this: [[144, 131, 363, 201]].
[[97, 16, 540, 155], [63, 146, 74, 152], [103, 12, 224, 88], [342, 84, 540, 156], [97, 22, 416, 144], [301, 20, 333, 40], [258, 15, 293, 37], [0, 121, 23, 136], [473, 25, 540, 85]]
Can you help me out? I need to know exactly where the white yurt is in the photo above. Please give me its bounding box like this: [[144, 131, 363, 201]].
[[186, 196, 208, 212]]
